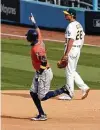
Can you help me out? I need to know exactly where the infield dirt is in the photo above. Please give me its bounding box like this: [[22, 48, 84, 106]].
[[1, 90, 100, 130]]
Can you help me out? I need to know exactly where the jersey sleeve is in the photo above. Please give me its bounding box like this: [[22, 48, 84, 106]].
[[66, 24, 76, 40]]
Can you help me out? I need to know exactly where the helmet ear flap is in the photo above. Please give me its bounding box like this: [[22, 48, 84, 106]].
[[26, 33, 33, 42]]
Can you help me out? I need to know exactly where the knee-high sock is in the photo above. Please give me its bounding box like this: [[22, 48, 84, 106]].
[[30, 91, 45, 115], [42, 87, 64, 101]]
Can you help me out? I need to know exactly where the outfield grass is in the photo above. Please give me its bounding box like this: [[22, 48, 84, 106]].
[[1, 39, 100, 90]]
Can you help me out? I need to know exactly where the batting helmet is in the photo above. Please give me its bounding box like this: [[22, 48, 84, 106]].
[[26, 29, 38, 43]]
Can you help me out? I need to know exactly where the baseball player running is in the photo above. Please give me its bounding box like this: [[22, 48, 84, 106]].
[[26, 14, 71, 121], [58, 9, 90, 100]]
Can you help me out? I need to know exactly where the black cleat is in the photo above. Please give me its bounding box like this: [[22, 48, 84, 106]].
[[62, 85, 72, 98]]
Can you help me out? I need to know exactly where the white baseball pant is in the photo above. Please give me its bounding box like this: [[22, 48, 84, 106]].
[[65, 45, 89, 97]]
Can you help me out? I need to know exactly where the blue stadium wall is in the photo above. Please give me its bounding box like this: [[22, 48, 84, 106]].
[[1, 0, 100, 34], [20, 0, 85, 30]]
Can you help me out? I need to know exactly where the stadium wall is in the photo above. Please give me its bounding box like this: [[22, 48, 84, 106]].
[[1, 0, 20, 23], [85, 11, 100, 35], [20, 0, 85, 30]]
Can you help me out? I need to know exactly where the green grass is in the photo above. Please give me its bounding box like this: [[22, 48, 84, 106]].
[[1, 39, 100, 90]]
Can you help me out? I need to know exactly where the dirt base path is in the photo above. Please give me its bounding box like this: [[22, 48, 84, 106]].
[[1, 90, 100, 130]]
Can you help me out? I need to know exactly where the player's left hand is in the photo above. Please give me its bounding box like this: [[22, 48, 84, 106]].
[[57, 59, 68, 69], [61, 55, 68, 61]]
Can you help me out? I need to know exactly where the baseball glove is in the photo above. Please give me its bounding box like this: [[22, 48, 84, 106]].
[[57, 59, 67, 69]]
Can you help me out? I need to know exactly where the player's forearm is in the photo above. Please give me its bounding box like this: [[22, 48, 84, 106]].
[[29, 13, 42, 41], [32, 22, 43, 41], [61, 39, 74, 60], [64, 39, 74, 56], [36, 28, 42, 41], [31, 22, 42, 40]]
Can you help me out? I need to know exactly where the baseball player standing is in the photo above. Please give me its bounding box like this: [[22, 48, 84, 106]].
[[58, 9, 90, 100], [26, 14, 71, 121]]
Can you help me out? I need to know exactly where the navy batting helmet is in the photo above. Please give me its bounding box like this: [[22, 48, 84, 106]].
[[26, 29, 38, 43]]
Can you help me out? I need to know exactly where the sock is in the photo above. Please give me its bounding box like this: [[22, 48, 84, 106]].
[[42, 88, 64, 101], [30, 91, 45, 115]]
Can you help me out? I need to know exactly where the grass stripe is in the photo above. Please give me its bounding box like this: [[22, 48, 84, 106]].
[[2, 39, 100, 68], [1, 67, 33, 87], [1, 82, 27, 90], [1, 39, 100, 90], [50, 46, 100, 55], [79, 52, 100, 68], [1, 67, 100, 90], [2, 52, 33, 72], [2, 52, 100, 82]]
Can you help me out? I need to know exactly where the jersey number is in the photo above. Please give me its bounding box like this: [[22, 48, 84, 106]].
[[76, 30, 83, 40]]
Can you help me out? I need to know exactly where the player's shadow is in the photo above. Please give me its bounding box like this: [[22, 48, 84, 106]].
[[1, 115, 30, 120], [1, 115, 52, 121], [2, 93, 82, 100], [72, 98, 82, 100], [2, 93, 30, 98]]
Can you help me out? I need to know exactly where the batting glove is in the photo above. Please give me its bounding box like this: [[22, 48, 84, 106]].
[[29, 13, 36, 23]]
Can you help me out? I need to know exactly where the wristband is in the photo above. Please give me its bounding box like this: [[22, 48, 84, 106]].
[[33, 23, 38, 29], [40, 65, 46, 69]]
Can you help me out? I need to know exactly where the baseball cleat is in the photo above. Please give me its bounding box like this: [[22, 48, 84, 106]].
[[62, 86, 72, 99], [58, 95, 72, 100], [31, 114, 47, 121], [81, 88, 90, 99]]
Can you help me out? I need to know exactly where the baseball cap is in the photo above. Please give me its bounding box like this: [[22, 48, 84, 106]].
[[63, 8, 76, 17]]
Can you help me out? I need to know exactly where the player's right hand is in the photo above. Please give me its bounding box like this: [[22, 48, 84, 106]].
[[29, 13, 36, 23]]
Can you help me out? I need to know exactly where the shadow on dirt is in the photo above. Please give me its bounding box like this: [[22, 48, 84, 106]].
[[2, 93, 30, 98], [2, 93, 82, 100], [1, 115, 31, 120]]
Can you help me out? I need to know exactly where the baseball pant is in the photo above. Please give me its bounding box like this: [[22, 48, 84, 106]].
[[65, 46, 89, 97], [30, 68, 53, 100]]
